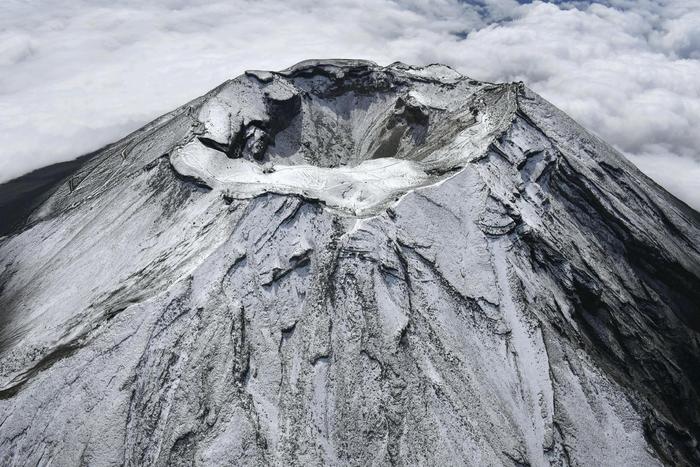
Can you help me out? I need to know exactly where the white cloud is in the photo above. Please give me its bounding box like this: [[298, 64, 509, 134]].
[[628, 151, 700, 209], [0, 0, 698, 209]]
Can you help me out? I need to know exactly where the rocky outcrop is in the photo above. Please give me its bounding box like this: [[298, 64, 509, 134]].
[[0, 60, 698, 466]]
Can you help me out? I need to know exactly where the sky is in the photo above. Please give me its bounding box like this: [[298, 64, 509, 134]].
[[0, 0, 699, 208]]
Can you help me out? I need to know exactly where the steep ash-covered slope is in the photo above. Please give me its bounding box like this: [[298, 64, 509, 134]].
[[0, 59, 699, 466]]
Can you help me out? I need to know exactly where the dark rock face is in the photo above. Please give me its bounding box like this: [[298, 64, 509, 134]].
[[0, 60, 699, 466]]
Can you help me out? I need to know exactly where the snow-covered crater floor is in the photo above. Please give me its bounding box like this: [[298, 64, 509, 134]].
[[172, 144, 431, 215]]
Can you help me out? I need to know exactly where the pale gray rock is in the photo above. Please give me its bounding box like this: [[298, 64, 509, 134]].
[[0, 60, 699, 466]]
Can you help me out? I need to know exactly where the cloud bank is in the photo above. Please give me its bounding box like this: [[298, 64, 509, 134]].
[[0, 0, 698, 208]]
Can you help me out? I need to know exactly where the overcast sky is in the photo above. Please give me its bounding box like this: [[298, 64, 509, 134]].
[[1, 0, 699, 208]]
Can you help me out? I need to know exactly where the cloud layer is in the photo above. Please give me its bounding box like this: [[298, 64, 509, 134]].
[[0, 0, 698, 208]]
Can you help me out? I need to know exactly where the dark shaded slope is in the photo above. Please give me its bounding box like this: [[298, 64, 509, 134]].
[[513, 88, 700, 465], [0, 151, 100, 237]]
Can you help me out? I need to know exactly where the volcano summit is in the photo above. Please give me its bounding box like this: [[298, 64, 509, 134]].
[[0, 60, 699, 466]]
